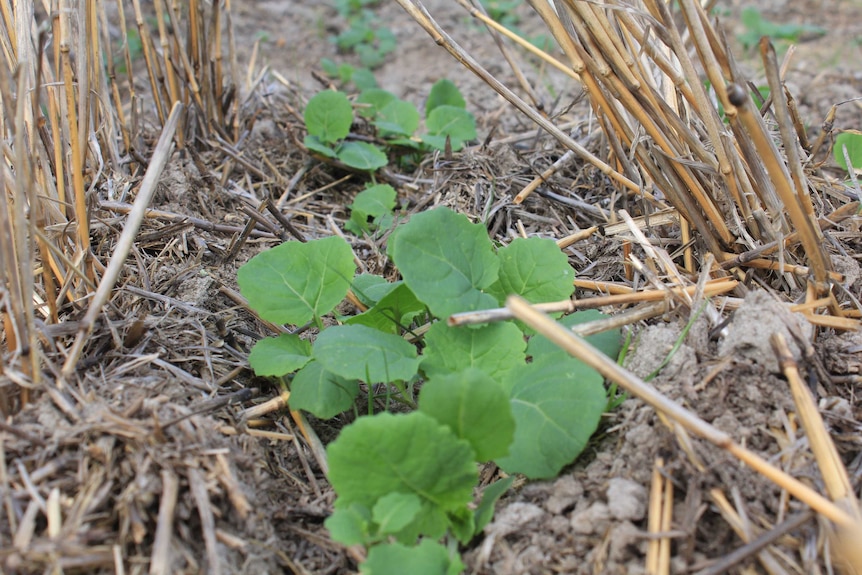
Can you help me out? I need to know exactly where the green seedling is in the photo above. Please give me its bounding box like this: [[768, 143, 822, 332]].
[[834, 131, 862, 173], [238, 206, 621, 572], [303, 80, 477, 172], [738, 7, 825, 50], [345, 183, 397, 236]]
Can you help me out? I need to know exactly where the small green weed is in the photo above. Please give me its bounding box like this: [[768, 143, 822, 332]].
[[303, 79, 477, 171], [738, 7, 825, 50], [238, 206, 622, 572], [833, 131, 862, 173], [330, 0, 396, 69]]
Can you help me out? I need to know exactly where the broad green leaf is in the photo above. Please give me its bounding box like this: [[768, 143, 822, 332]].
[[328, 412, 477, 539], [346, 184, 397, 236], [350, 184, 398, 216], [834, 131, 862, 172], [248, 334, 312, 377], [352, 68, 379, 91], [325, 504, 372, 546], [447, 505, 476, 545], [496, 359, 606, 479], [474, 476, 515, 534], [526, 310, 621, 362], [304, 135, 338, 158], [304, 90, 353, 144], [375, 99, 420, 137], [290, 361, 359, 419], [388, 207, 499, 319], [419, 368, 515, 462], [424, 106, 476, 150], [336, 141, 389, 171], [320, 57, 340, 78], [351, 274, 391, 307], [313, 324, 420, 382], [238, 236, 355, 325], [488, 237, 575, 305], [421, 322, 525, 383], [426, 79, 466, 116], [360, 539, 464, 575], [373, 492, 422, 536], [357, 88, 397, 118], [346, 283, 425, 334]]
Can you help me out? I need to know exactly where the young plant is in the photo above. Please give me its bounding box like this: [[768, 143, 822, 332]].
[[345, 183, 397, 236], [737, 7, 825, 51], [238, 206, 621, 572], [303, 80, 477, 172], [834, 131, 862, 174]]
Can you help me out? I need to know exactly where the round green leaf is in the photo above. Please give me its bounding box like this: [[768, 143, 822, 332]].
[[357, 88, 396, 118], [327, 411, 477, 514], [419, 368, 515, 462], [372, 492, 422, 536], [325, 504, 371, 546], [303, 135, 338, 158], [248, 334, 312, 377], [426, 79, 466, 116], [375, 99, 420, 137], [496, 359, 607, 479], [488, 237, 575, 304], [834, 131, 862, 171], [346, 283, 425, 334], [360, 539, 463, 575], [421, 322, 525, 383], [289, 361, 359, 419], [425, 105, 476, 150], [388, 207, 499, 319], [304, 90, 353, 144], [313, 324, 420, 383], [336, 141, 389, 171], [237, 236, 355, 326], [527, 310, 621, 363]]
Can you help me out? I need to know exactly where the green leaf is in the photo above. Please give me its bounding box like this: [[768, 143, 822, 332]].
[[248, 334, 312, 377], [326, 504, 372, 546], [346, 183, 397, 236], [488, 237, 575, 305], [304, 90, 353, 144], [373, 492, 423, 536], [346, 283, 425, 334], [421, 322, 525, 383], [474, 476, 515, 534], [360, 539, 464, 575], [290, 361, 359, 419], [238, 236, 355, 325], [336, 141, 389, 171], [426, 79, 466, 116], [419, 368, 515, 462], [320, 58, 340, 78], [424, 106, 476, 151], [352, 274, 397, 307], [447, 506, 476, 545], [526, 310, 621, 362], [375, 99, 420, 137], [388, 207, 499, 319], [313, 324, 420, 382], [352, 68, 379, 91], [357, 88, 396, 119], [304, 135, 338, 158], [834, 131, 862, 172], [496, 359, 606, 479], [328, 411, 477, 537]]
